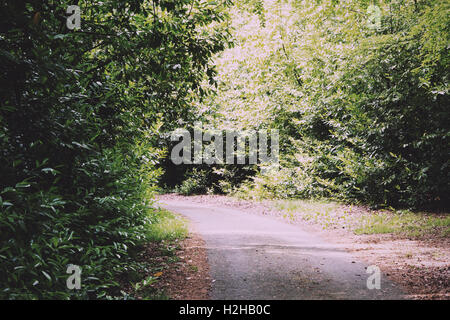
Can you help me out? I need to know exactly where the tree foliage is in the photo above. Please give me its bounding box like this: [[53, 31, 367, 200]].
[[0, 0, 230, 299], [202, 0, 449, 209]]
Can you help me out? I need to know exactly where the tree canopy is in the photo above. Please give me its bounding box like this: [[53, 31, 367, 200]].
[[191, 0, 449, 208]]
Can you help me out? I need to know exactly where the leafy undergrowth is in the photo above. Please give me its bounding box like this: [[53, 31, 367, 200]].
[[273, 199, 450, 238], [116, 209, 188, 300]]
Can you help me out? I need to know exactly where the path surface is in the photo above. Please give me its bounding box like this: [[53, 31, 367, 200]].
[[160, 199, 404, 300]]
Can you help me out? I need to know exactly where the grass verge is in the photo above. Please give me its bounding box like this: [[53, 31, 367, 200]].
[[355, 210, 450, 237], [146, 208, 188, 242], [119, 208, 188, 299], [273, 199, 450, 238]]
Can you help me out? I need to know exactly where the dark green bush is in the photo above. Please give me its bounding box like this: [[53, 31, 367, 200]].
[[0, 0, 230, 299]]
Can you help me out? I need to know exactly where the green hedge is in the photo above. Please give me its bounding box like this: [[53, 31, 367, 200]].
[[0, 0, 230, 299]]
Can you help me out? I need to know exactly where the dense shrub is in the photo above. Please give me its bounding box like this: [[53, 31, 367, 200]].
[[0, 0, 230, 299], [173, 165, 257, 195]]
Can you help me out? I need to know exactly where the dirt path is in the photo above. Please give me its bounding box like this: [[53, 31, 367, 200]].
[[159, 198, 404, 300]]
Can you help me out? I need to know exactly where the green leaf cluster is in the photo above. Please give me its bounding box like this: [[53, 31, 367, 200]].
[[0, 0, 231, 299]]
